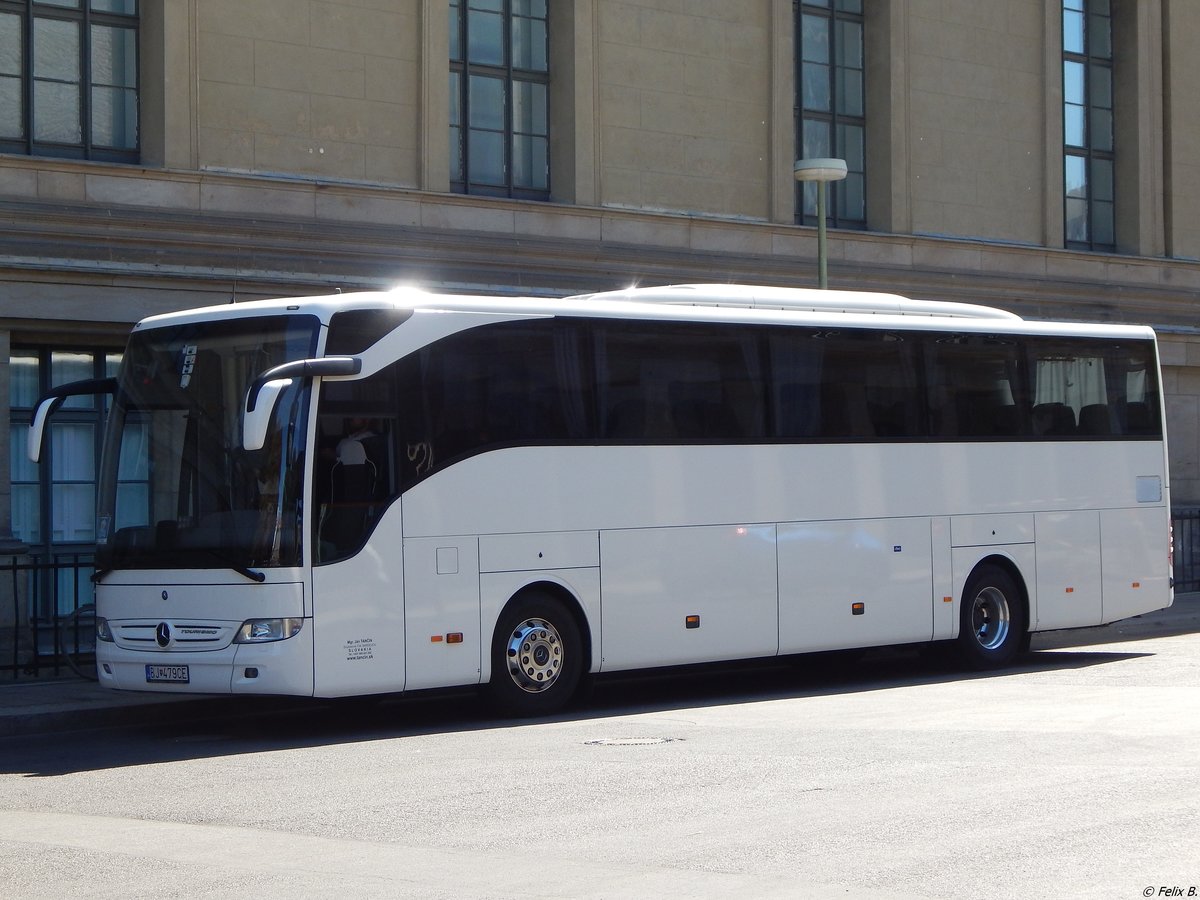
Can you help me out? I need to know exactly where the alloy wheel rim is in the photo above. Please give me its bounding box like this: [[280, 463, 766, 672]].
[[971, 586, 1011, 650], [504, 617, 564, 693]]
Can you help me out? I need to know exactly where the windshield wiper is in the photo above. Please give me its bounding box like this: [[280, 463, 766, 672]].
[[201, 549, 267, 583], [232, 563, 267, 583]]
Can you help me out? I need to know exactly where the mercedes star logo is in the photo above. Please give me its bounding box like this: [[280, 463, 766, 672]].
[[155, 622, 171, 648]]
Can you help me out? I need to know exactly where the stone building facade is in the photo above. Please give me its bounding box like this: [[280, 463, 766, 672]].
[[1, 0, 1199, 616]]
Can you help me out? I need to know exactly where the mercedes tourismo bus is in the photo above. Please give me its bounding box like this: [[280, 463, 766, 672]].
[[29, 284, 1172, 715]]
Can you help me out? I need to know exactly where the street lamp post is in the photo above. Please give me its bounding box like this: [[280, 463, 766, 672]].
[[793, 158, 848, 289]]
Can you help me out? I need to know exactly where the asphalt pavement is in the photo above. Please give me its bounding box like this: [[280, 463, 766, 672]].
[[3, 592, 1197, 738]]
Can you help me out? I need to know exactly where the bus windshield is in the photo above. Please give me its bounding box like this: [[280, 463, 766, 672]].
[[96, 314, 320, 573]]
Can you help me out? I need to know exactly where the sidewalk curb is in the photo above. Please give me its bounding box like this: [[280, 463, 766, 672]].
[[0, 685, 317, 738], [0, 692, 233, 738]]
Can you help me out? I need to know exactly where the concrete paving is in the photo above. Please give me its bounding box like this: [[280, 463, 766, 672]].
[[2, 592, 1197, 738]]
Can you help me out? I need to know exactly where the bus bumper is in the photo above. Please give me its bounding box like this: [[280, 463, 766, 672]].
[[96, 625, 315, 696]]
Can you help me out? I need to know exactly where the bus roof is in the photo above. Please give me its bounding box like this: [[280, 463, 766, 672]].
[[133, 284, 1157, 342], [569, 284, 1023, 320]]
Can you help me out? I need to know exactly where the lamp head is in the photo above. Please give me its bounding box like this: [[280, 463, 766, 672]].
[[793, 158, 849, 182]]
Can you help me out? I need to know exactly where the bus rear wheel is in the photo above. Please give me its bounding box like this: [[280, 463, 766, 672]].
[[956, 564, 1027, 670], [485, 592, 583, 717]]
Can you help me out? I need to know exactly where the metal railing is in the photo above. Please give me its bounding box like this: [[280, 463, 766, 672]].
[[1173, 508, 1200, 594], [1, 552, 96, 680]]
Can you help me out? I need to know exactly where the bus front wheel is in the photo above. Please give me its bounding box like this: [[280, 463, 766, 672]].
[[485, 592, 583, 717], [956, 564, 1028, 670]]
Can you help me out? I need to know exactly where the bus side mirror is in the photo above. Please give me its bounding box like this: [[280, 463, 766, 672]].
[[28, 397, 61, 464], [242, 356, 361, 452], [28, 377, 118, 463], [243, 379, 293, 452]]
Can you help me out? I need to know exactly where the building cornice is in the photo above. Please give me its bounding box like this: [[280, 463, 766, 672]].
[[2, 157, 1199, 329]]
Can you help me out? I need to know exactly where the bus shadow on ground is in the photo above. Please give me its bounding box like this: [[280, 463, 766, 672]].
[[7, 640, 1152, 778], [14, 594, 1199, 778], [580, 643, 1149, 717]]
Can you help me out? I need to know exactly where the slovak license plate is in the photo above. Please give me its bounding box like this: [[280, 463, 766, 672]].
[[145, 664, 189, 684]]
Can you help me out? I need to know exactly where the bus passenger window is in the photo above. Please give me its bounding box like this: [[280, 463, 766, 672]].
[[776, 329, 919, 441], [1124, 401, 1152, 435], [314, 358, 408, 563], [323, 421, 380, 551], [1031, 402, 1076, 436], [596, 322, 763, 443], [926, 335, 1023, 439], [1077, 403, 1113, 435], [420, 320, 591, 463], [821, 378, 875, 439]]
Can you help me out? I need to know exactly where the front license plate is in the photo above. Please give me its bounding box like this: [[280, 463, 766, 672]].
[[145, 664, 189, 684]]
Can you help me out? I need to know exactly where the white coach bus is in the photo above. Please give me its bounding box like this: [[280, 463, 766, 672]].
[[29, 284, 1172, 715]]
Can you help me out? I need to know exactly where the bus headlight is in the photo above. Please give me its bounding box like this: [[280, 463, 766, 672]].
[[96, 617, 114, 643], [234, 618, 304, 643]]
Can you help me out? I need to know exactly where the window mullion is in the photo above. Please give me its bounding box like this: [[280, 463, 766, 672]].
[[22, 0, 32, 155], [459, 67, 469, 191], [1062, 0, 1113, 252], [81, 2, 91, 157], [38, 349, 53, 555], [504, 1, 512, 194]]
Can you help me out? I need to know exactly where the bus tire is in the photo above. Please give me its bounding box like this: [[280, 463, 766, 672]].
[[485, 592, 583, 717], [956, 564, 1027, 670]]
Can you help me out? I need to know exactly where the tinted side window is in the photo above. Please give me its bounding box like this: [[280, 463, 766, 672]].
[[314, 359, 410, 564], [595, 322, 765, 442], [925, 333, 1162, 440], [325, 308, 412, 355], [926, 334, 1025, 438], [423, 320, 591, 465], [1027, 337, 1162, 438], [770, 328, 920, 440], [1115, 342, 1162, 436]]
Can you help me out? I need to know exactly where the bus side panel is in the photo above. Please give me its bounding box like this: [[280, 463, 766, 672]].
[[1101, 506, 1172, 623], [931, 518, 955, 640], [598, 524, 777, 671], [1033, 511, 1103, 630], [310, 512, 407, 697], [778, 518, 934, 653], [403, 536, 482, 691]]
